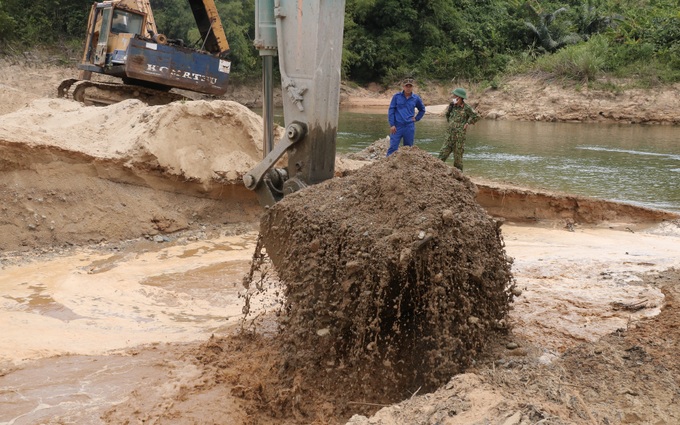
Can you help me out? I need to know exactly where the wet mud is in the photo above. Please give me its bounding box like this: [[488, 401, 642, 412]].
[[253, 149, 514, 403]]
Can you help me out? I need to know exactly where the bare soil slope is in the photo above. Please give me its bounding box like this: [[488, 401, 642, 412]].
[[0, 98, 265, 251], [340, 76, 680, 125], [478, 76, 680, 125]]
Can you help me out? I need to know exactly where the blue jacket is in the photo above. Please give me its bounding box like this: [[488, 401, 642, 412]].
[[388, 91, 426, 127]]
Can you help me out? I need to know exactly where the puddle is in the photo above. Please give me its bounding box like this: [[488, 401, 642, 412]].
[[177, 242, 253, 258], [4, 285, 85, 322], [0, 347, 190, 425], [502, 225, 680, 353], [0, 232, 265, 367]]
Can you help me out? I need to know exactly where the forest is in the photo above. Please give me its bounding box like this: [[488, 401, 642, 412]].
[[1, 0, 678, 86]]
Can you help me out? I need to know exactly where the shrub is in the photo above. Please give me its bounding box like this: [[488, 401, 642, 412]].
[[535, 34, 608, 82]]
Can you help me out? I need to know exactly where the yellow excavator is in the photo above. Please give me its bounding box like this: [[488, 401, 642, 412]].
[[58, 0, 231, 106]]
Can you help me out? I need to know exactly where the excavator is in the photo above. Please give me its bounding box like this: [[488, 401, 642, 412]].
[[58, 0, 231, 106], [245, 0, 346, 206]]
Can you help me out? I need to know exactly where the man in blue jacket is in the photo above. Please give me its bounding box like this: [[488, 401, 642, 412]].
[[387, 77, 426, 156]]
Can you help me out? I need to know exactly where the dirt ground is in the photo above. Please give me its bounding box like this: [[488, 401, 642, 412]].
[[1, 55, 680, 425], [339, 76, 680, 126]]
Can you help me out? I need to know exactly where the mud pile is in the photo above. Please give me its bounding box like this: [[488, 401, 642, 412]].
[[345, 136, 389, 160], [259, 148, 515, 395]]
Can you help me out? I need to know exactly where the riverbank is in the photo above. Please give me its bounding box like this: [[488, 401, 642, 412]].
[[337, 77, 680, 125]]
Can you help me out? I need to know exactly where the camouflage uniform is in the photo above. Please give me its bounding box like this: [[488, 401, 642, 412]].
[[438, 102, 480, 171]]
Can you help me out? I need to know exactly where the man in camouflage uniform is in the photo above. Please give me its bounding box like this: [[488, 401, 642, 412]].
[[438, 87, 480, 171]]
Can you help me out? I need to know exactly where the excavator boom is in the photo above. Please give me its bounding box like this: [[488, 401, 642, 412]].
[[189, 0, 230, 55]]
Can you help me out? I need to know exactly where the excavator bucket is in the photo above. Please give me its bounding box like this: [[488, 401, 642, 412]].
[[244, 0, 514, 400], [255, 149, 515, 394]]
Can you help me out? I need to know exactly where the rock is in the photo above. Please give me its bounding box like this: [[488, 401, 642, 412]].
[[501, 411, 522, 425]]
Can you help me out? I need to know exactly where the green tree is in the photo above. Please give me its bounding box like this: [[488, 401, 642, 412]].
[[0, 0, 91, 44], [522, 2, 581, 53], [0, 1, 18, 42], [571, 0, 624, 38], [151, 0, 258, 79]]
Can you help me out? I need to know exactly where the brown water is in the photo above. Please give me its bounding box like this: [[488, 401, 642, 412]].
[[0, 233, 264, 367]]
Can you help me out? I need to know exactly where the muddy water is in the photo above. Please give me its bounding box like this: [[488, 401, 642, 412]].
[[0, 232, 283, 424], [0, 232, 271, 367], [335, 111, 680, 212], [502, 223, 680, 353]]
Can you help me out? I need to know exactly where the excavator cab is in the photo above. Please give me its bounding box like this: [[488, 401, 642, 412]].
[[107, 9, 145, 64], [89, 4, 145, 67], [111, 9, 144, 34]]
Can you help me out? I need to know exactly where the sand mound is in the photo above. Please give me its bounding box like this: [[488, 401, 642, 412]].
[[256, 148, 515, 396], [0, 84, 41, 116], [0, 98, 265, 185]]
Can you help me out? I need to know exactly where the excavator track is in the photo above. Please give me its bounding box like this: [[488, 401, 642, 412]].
[[57, 79, 190, 106]]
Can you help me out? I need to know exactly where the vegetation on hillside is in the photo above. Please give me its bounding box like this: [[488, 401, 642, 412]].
[[0, 0, 678, 86]]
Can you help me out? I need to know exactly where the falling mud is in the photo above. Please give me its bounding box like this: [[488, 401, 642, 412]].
[[249, 148, 515, 404]]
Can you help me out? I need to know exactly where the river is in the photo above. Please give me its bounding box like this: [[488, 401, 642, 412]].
[[335, 110, 680, 212]]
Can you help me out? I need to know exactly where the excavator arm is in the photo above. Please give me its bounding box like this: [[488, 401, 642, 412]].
[[188, 0, 230, 55], [244, 0, 346, 206]]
